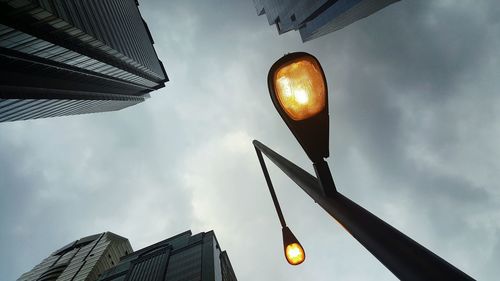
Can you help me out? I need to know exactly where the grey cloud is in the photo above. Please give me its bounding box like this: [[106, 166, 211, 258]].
[[2, 0, 500, 280]]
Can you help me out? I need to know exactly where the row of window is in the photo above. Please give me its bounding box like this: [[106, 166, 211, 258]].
[[128, 251, 169, 281], [165, 245, 203, 280], [0, 24, 158, 88], [0, 99, 140, 122], [58, 0, 160, 74], [20, 0, 165, 80], [17, 255, 60, 281]]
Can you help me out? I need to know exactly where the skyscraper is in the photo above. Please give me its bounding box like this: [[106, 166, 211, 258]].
[[0, 0, 168, 122], [253, 0, 399, 42], [98, 230, 237, 281], [17, 232, 133, 281]]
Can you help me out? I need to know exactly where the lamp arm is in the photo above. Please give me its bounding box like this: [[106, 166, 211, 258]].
[[254, 145, 287, 228], [252, 139, 474, 281]]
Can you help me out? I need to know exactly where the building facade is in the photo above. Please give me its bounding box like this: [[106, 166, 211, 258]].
[[0, 0, 168, 122], [17, 232, 133, 281], [253, 0, 399, 42], [98, 230, 237, 281]]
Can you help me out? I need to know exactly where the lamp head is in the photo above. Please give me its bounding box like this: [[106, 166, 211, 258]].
[[282, 226, 305, 265], [268, 52, 329, 163]]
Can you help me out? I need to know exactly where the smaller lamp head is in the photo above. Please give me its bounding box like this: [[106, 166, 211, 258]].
[[282, 226, 305, 265], [268, 52, 330, 163]]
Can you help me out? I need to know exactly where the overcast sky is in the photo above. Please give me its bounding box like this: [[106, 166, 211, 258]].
[[1, 0, 500, 280]]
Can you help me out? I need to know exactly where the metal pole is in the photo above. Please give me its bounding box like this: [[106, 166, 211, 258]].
[[253, 140, 474, 281], [255, 146, 287, 228]]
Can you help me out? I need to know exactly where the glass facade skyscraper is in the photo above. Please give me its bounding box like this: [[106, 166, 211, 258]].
[[253, 0, 399, 42], [17, 230, 236, 281], [17, 232, 133, 281], [0, 0, 168, 122], [98, 230, 237, 281]]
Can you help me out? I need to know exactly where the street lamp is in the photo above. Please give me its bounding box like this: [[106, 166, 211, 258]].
[[268, 52, 329, 163], [253, 52, 474, 280], [283, 226, 305, 265], [268, 52, 336, 197], [255, 142, 305, 266]]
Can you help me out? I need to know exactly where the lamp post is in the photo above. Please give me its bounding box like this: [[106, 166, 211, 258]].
[[255, 142, 305, 265], [254, 52, 474, 280]]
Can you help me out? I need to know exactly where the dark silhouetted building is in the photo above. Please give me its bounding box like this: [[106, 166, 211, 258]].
[[17, 232, 132, 281], [98, 230, 237, 281], [254, 0, 399, 42], [0, 0, 168, 122]]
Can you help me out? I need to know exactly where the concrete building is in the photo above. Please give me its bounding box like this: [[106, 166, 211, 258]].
[[98, 230, 237, 281], [0, 0, 168, 122], [254, 0, 399, 41], [17, 232, 132, 281]]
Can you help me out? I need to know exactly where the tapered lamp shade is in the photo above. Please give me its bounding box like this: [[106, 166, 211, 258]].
[[282, 226, 305, 265], [285, 242, 306, 265], [268, 52, 330, 162], [272, 55, 326, 121]]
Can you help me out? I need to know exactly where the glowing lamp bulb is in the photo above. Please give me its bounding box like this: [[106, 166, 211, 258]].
[[273, 56, 326, 121], [285, 242, 306, 265]]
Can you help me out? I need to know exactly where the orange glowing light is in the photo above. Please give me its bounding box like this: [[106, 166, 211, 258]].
[[273, 57, 326, 121], [285, 242, 306, 265]]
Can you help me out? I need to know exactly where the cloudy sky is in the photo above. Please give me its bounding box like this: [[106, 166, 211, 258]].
[[2, 0, 500, 280]]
